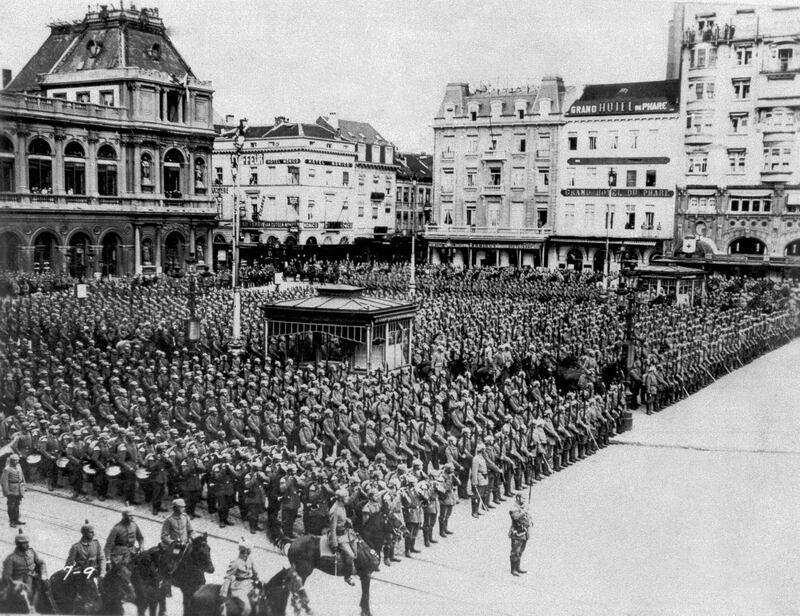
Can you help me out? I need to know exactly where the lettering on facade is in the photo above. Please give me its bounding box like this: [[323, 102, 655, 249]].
[[240, 220, 319, 230], [560, 188, 675, 198], [325, 221, 353, 229], [304, 159, 352, 168], [239, 153, 301, 166], [568, 99, 676, 116]]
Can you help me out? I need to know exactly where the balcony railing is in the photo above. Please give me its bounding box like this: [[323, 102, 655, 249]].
[[425, 224, 551, 239], [0, 92, 127, 121], [0, 192, 217, 214]]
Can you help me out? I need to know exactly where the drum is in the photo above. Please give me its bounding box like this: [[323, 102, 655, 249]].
[[56, 457, 69, 469], [82, 464, 97, 476], [25, 453, 42, 465], [135, 467, 150, 480], [105, 465, 121, 477]]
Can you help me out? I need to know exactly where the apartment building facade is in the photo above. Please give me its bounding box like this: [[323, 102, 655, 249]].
[[427, 76, 571, 268], [549, 80, 681, 272]]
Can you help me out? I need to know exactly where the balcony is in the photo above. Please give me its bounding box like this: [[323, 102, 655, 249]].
[[0, 192, 217, 215], [761, 168, 793, 183], [0, 92, 126, 121], [424, 224, 551, 241], [535, 149, 551, 159], [482, 184, 504, 193], [440, 150, 455, 161]]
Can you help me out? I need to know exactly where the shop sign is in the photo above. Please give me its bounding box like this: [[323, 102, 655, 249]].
[[305, 159, 352, 168], [561, 188, 674, 198], [240, 154, 300, 166], [568, 99, 677, 116]]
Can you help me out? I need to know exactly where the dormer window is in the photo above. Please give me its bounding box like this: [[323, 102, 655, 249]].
[[538, 98, 552, 116], [149, 43, 161, 60], [444, 104, 455, 120], [86, 39, 103, 58], [468, 102, 479, 121], [515, 100, 527, 120], [490, 100, 503, 118]]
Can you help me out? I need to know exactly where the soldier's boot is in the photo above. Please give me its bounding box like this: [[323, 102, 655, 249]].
[[383, 546, 392, 567], [510, 557, 520, 576], [404, 537, 412, 558], [423, 528, 430, 547], [410, 536, 422, 554], [516, 560, 527, 574], [390, 544, 401, 562], [428, 526, 438, 544], [439, 519, 447, 538]]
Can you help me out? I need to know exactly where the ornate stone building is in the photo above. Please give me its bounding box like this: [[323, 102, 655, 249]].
[[0, 6, 217, 276]]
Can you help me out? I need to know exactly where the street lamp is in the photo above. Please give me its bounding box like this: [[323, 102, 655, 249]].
[[230, 117, 248, 355], [409, 178, 417, 296], [604, 168, 616, 290], [615, 243, 638, 433]]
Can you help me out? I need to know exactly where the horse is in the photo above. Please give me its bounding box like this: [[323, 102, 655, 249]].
[[189, 567, 310, 616], [46, 562, 137, 615], [0, 579, 41, 613], [131, 546, 168, 616], [169, 533, 215, 615], [269, 503, 400, 616]]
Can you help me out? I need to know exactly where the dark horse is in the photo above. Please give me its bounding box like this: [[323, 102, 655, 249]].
[[189, 567, 310, 616], [131, 533, 214, 616], [269, 504, 404, 616], [47, 562, 136, 614]]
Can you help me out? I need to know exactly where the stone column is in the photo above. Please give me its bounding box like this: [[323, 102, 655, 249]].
[[206, 227, 214, 272], [57, 245, 69, 275], [133, 143, 141, 194], [53, 128, 65, 194], [154, 225, 162, 274], [20, 246, 34, 273], [154, 144, 163, 195], [117, 140, 128, 195], [159, 88, 166, 121], [15, 127, 29, 193], [189, 224, 196, 257], [187, 149, 195, 196], [90, 244, 103, 277], [134, 225, 142, 275], [86, 131, 99, 196]]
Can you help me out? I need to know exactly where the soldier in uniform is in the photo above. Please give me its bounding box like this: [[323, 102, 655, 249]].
[[1, 531, 47, 607], [328, 487, 356, 586], [469, 442, 488, 518], [104, 507, 144, 567], [220, 540, 259, 616], [65, 520, 105, 596], [508, 493, 532, 576], [160, 498, 194, 554], [1, 454, 26, 527]]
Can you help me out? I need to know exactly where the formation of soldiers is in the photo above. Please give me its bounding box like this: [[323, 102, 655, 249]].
[[0, 265, 797, 573]]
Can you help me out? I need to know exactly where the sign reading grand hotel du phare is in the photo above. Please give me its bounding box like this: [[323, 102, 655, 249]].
[[561, 188, 674, 198], [568, 99, 676, 116]]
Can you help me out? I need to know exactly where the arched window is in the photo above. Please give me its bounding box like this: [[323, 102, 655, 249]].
[[97, 144, 117, 196], [785, 239, 800, 257], [728, 237, 766, 255], [0, 135, 14, 192], [140, 152, 153, 192], [63, 141, 86, 195], [194, 157, 207, 194], [163, 148, 184, 198], [28, 137, 52, 193]]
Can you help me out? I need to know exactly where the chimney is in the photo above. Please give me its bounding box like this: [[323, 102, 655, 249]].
[[326, 112, 338, 131], [2, 69, 11, 89]]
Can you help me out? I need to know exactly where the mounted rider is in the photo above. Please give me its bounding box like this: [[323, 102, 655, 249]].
[[220, 539, 259, 616], [328, 487, 356, 586], [104, 506, 144, 567], [1, 531, 48, 606]]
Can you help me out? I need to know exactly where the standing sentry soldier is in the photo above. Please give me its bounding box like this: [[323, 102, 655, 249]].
[[508, 493, 532, 576], [1, 453, 26, 527]]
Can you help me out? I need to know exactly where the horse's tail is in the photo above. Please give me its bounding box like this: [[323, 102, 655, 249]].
[[268, 516, 291, 553], [286, 566, 312, 615]]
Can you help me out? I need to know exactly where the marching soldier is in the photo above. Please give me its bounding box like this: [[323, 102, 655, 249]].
[[104, 507, 144, 567]]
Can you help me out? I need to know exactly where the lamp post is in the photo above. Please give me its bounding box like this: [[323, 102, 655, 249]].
[[615, 243, 637, 433], [230, 118, 248, 355], [604, 168, 616, 290], [409, 178, 417, 296]]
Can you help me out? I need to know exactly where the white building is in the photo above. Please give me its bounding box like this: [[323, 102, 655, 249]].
[[427, 77, 571, 268], [212, 117, 395, 257], [668, 3, 800, 268], [549, 80, 681, 272]]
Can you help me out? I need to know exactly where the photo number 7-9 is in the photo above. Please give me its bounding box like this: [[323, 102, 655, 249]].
[[61, 565, 97, 580]]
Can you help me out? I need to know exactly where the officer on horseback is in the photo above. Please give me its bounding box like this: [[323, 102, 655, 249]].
[[104, 506, 144, 567], [220, 539, 259, 616], [328, 487, 356, 586], [66, 519, 105, 582], [161, 497, 194, 554], [1, 530, 48, 607]]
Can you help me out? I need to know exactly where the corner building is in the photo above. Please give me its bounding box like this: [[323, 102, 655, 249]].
[[670, 3, 800, 269], [549, 80, 681, 272], [427, 77, 571, 268], [0, 6, 217, 276]]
